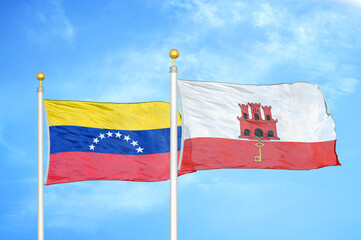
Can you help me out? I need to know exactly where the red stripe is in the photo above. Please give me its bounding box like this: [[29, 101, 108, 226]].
[[46, 152, 192, 185], [179, 138, 340, 173]]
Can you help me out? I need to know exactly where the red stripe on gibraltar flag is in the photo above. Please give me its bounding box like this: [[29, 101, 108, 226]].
[[177, 80, 340, 173]]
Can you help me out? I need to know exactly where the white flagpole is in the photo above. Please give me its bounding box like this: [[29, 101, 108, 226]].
[[37, 72, 45, 240], [169, 49, 179, 240]]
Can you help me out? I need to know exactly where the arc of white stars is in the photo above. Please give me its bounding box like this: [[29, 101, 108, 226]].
[[89, 132, 144, 153]]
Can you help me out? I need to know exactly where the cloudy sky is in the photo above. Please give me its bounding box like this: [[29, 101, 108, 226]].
[[1, 0, 361, 239]]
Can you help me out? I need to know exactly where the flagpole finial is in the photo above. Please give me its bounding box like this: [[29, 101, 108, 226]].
[[36, 72, 45, 87], [169, 49, 179, 66]]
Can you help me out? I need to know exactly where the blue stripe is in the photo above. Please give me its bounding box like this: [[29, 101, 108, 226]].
[[49, 126, 182, 155]]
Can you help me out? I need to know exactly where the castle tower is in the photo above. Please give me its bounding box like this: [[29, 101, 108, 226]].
[[262, 106, 273, 121], [248, 103, 262, 120], [238, 104, 249, 119]]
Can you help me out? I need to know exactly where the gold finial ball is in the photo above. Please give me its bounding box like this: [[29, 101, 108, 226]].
[[169, 49, 179, 60], [36, 72, 45, 81]]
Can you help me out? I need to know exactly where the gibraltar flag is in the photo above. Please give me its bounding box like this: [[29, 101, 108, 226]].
[[177, 80, 340, 173]]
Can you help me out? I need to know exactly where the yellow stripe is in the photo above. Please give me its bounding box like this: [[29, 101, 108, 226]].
[[44, 100, 182, 130]]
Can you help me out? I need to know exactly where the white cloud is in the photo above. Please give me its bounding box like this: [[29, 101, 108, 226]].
[[248, 3, 361, 104], [42, 1, 360, 116], [317, 76, 358, 113], [3, 179, 170, 231], [89, 47, 172, 103], [320, 77, 359, 108], [179, 170, 294, 221], [165, 0, 246, 28], [0, 127, 26, 161], [90, 0, 360, 105], [332, 0, 361, 7], [253, 2, 284, 28], [29, 0, 75, 43], [44, 181, 169, 229], [180, 49, 265, 84], [338, 78, 358, 93]]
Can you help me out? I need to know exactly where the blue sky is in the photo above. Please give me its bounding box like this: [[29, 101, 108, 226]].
[[1, 0, 361, 239]]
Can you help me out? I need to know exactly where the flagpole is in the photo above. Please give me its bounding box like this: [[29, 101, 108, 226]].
[[169, 49, 179, 240], [37, 72, 45, 240]]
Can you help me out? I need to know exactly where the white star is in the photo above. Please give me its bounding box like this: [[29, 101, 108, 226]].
[[124, 135, 130, 141], [136, 146, 144, 153], [115, 132, 122, 138], [93, 138, 99, 144], [89, 144, 95, 150], [99, 133, 105, 139], [106, 131, 113, 137], [131, 140, 138, 147]]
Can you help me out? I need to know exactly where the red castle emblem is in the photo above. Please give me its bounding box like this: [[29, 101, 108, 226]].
[[237, 103, 280, 140]]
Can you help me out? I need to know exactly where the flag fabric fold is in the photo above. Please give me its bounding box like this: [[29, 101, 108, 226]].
[[177, 79, 340, 173], [44, 100, 184, 185]]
